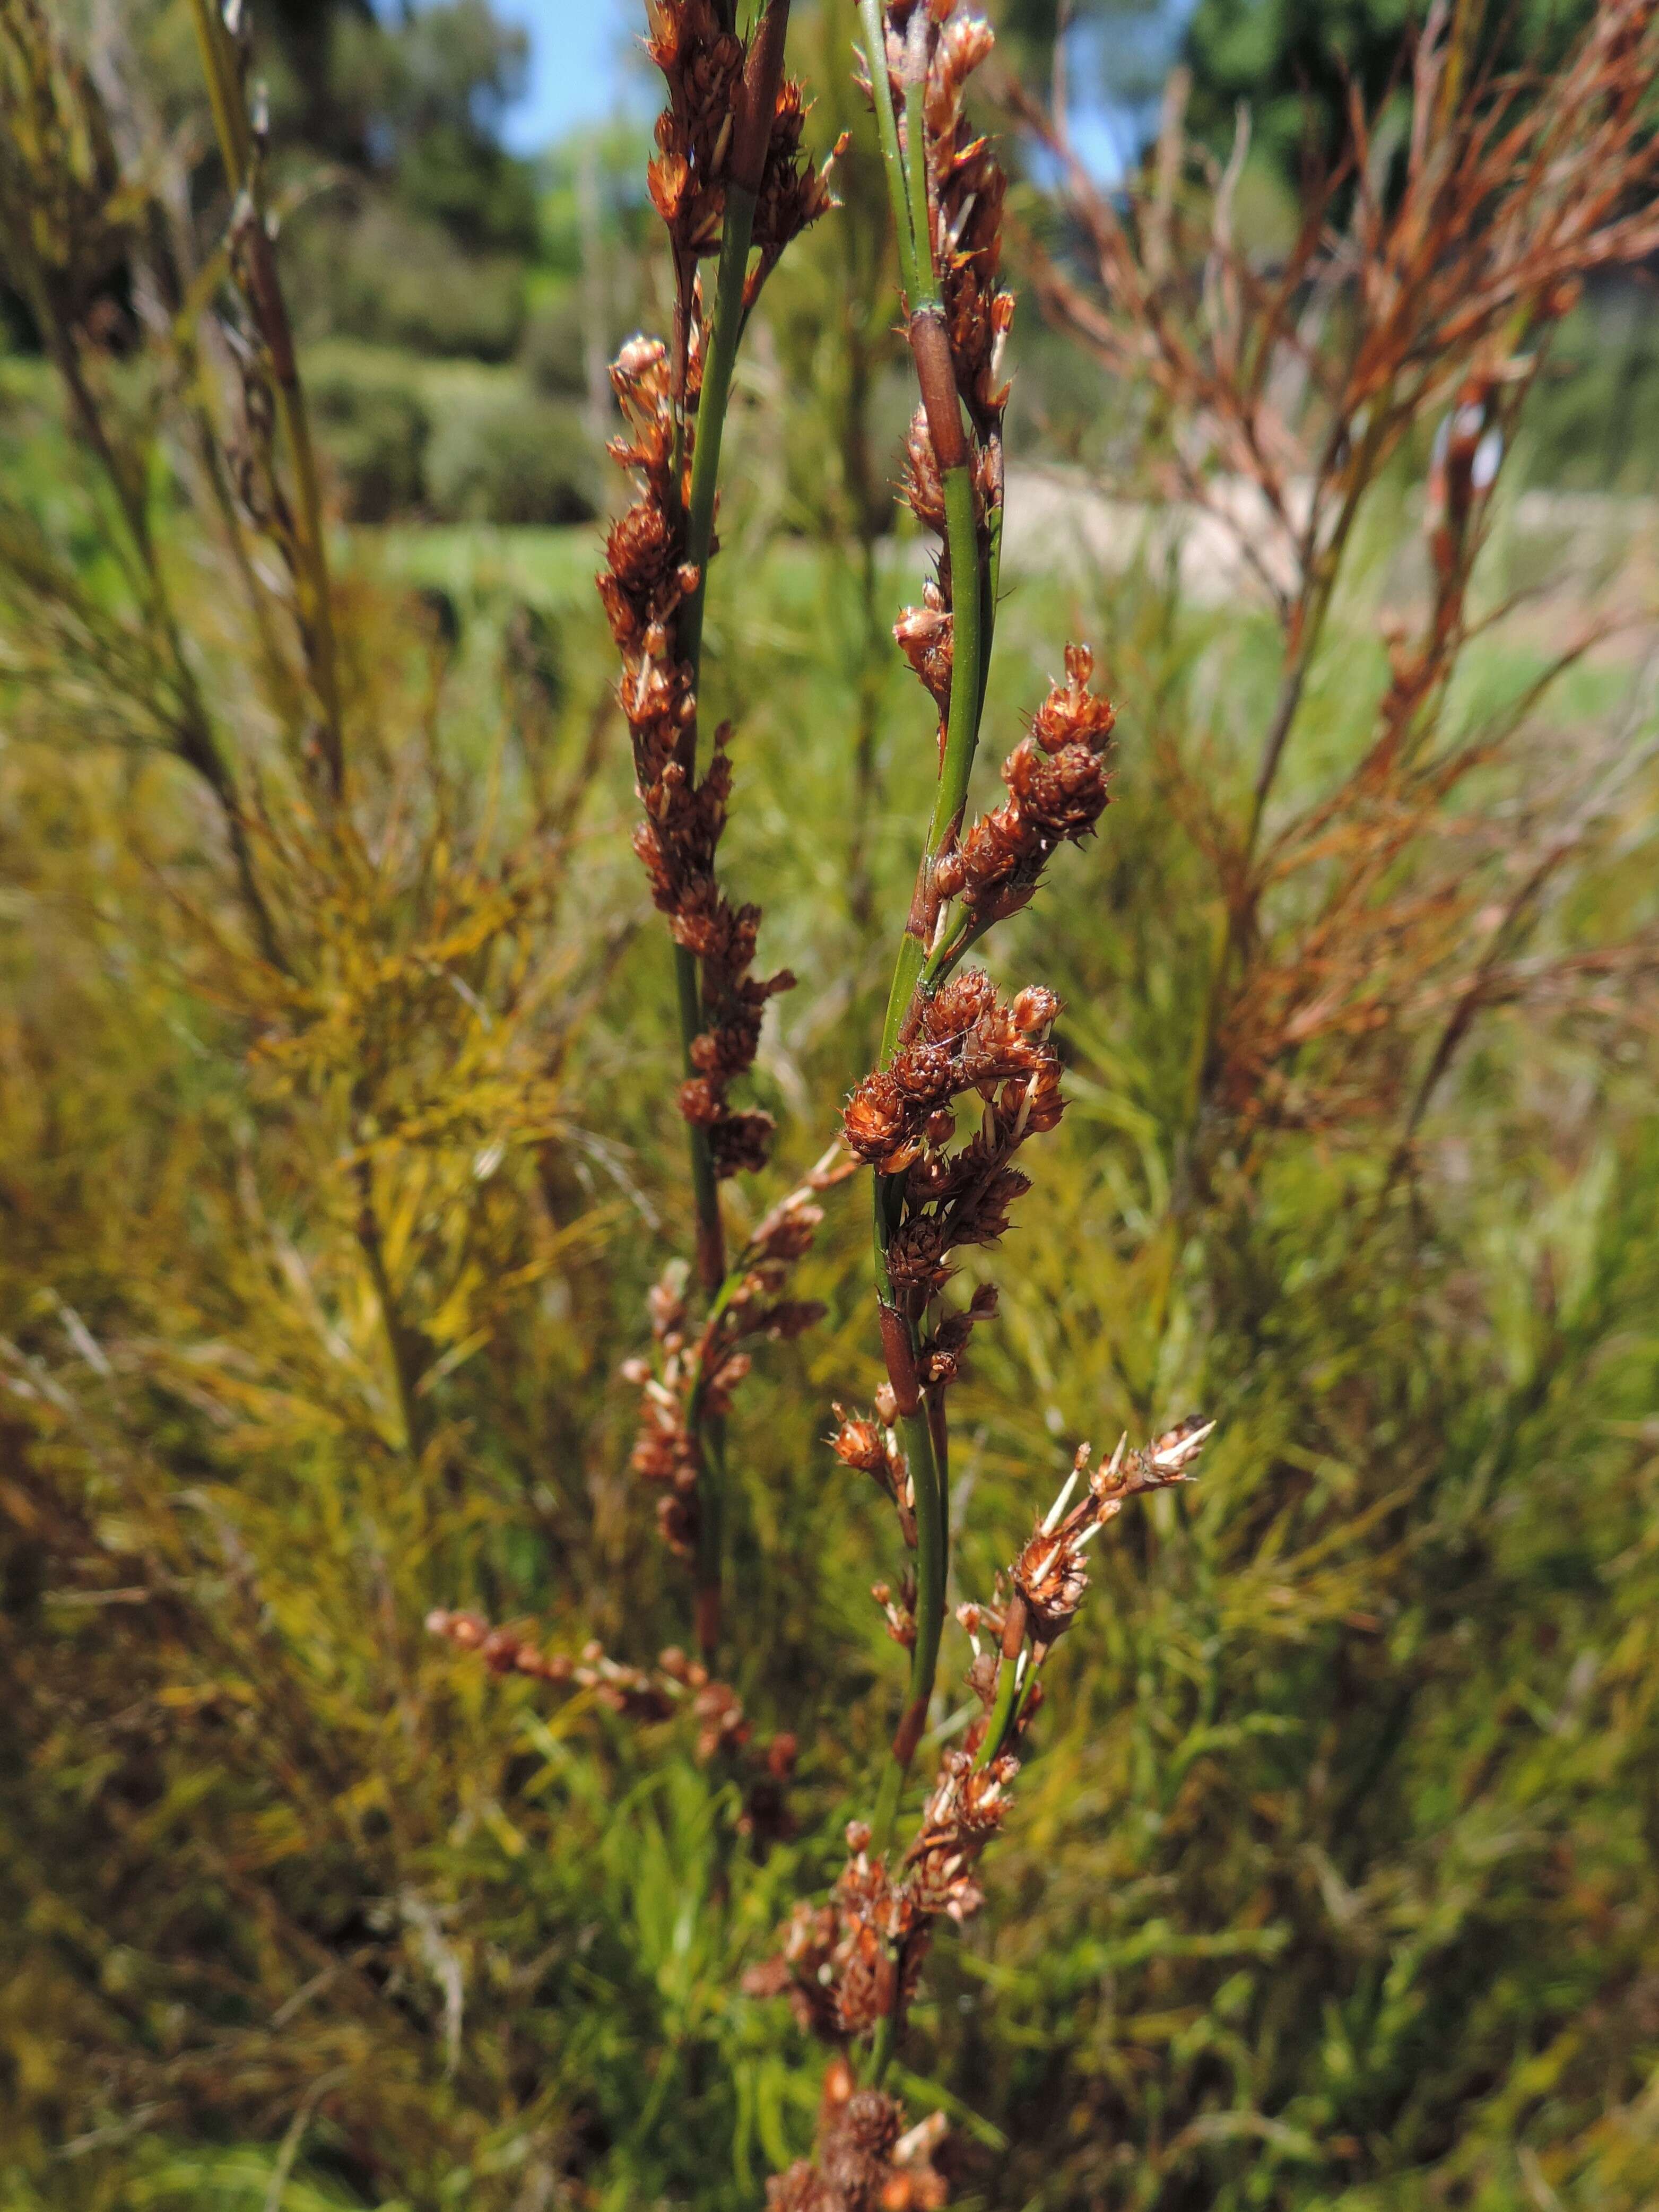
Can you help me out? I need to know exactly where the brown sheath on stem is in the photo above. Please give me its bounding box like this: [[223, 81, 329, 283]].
[[237, 217, 298, 389], [1001, 1593, 1028, 1661], [732, 0, 791, 195], [877, 1301, 923, 1416], [908, 309, 969, 473], [891, 1695, 928, 1767], [694, 1211, 725, 1301]]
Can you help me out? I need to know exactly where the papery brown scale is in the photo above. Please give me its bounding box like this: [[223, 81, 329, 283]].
[[894, 595, 953, 708], [887, 1216, 954, 1295], [891, 1039, 955, 1101], [843, 1069, 911, 1162], [901, 407, 948, 536], [1012, 986, 1059, 1035], [922, 967, 998, 1038], [1005, 740, 1111, 833]]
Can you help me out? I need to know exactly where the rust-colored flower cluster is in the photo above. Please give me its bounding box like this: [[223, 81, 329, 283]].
[[601, 336, 793, 1186], [751, 73, 843, 267], [749, 1420, 1213, 2083], [842, 971, 1063, 1310], [830, 1399, 916, 1547], [644, 0, 746, 261], [765, 2060, 949, 2211], [933, 644, 1116, 924], [626, 1164, 841, 1557], [749, 1748, 1017, 2044], [1002, 1419, 1213, 1648], [428, 1609, 798, 1833], [596, 2, 845, 1607], [920, 5, 1010, 447], [601, 1, 840, 1197], [746, 1820, 925, 2041], [645, 0, 839, 318]]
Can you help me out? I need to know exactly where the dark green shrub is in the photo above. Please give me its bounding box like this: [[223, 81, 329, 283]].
[[307, 346, 430, 523], [423, 383, 597, 525], [287, 197, 526, 362], [519, 287, 587, 397]]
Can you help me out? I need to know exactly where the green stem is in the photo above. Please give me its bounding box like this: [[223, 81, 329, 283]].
[[876, 459, 985, 1061], [976, 1649, 1023, 1769], [866, 2003, 899, 2087], [868, 1387, 946, 1855], [680, 181, 759, 685], [903, 72, 934, 306], [857, 0, 919, 303]]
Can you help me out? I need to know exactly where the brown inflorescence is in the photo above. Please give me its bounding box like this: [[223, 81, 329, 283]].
[[602, 2, 840, 1180], [933, 644, 1117, 925], [829, 1402, 918, 1550], [841, 970, 1065, 1326], [601, 334, 795, 1185], [599, 1, 842, 1587], [624, 1167, 840, 1556], [428, 1610, 799, 1839], [744, 1746, 1017, 2061], [747, 1419, 1215, 2098], [763, 2059, 949, 2210]]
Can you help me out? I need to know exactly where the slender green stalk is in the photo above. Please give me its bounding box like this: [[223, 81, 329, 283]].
[[866, 2002, 899, 2087], [868, 1391, 946, 1855], [680, 181, 760, 689], [976, 1645, 1023, 1769], [903, 73, 933, 305], [877, 464, 986, 1035], [857, 0, 919, 302]]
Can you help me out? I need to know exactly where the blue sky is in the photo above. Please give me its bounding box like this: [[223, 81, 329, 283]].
[[494, 0, 644, 152], [485, 0, 1185, 173]]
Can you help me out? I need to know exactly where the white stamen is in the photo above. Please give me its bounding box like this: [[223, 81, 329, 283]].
[[1150, 1417, 1216, 1473], [1013, 1071, 1037, 1142], [1041, 1464, 1083, 1536]]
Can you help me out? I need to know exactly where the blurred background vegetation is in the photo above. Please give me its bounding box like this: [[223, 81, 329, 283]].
[[4, 2, 1659, 2210]]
